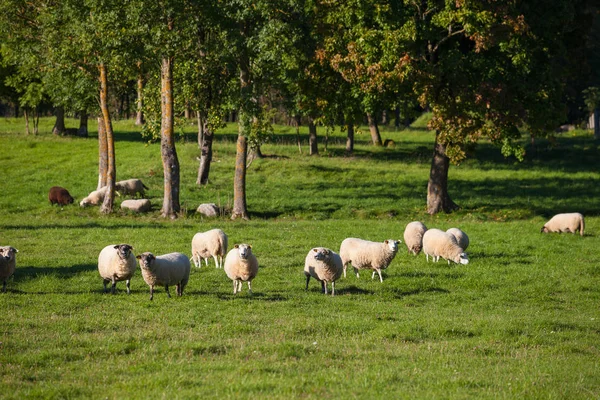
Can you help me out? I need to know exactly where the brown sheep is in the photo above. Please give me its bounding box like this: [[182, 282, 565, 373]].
[[48, 186, 74, 206]]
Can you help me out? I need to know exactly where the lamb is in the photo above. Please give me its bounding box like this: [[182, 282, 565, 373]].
[[97, 244, 137, 294], [446, 227, 469, 251], [541, 213, 585, 236], [121, 199, 151, 213], [339, 238, 401, 282], [403, 221, 428, 255], [80, 186, 108, 207], [224, 244, 259, 294], [422, 229, 469, 265], [136, 252, 191, 301], [0, 246, 18, 293], [48, 186, 74, 206], [191, 228, 228, 268], [304, 247, 343, 295], [115, 179, 148, 198]]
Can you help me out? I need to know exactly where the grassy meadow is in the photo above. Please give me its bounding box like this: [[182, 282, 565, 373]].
[[0, 116, 599, 398]]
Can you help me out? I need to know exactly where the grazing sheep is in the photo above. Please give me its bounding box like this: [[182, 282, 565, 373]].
[[224, 244, 258, 294], [422, 229, 469, 265], [121, 199, 151, 213], [48, 186, 74, 206], [403, 221, 428, 255], [191, 229, 228, 268], [541, 213, 585, 236], [136, 252, 191, 301], [115, 179, 148, 198], [0, 246, 18, 293], [80, 186, 108, 207], [304, 247, 343, 295], [339, 238, 401, 282], [446, 228, 469, 251], [97, 244, 137, 294]]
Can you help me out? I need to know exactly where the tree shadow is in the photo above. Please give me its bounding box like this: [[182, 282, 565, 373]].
[[394, 286, 450, 299]]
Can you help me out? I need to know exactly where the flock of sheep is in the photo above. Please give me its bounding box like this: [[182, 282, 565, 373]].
[[0, 211, 584, 297]]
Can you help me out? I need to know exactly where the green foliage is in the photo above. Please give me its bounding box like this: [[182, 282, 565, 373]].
[[583, 86, 600, 112]]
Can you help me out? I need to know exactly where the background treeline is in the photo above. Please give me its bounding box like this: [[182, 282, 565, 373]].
[[0, 0, 599, 217]]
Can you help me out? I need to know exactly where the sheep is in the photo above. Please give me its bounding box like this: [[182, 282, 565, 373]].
[[97, 244, 137, 294], [48, 186, 74, 206], [446, 227, 469, 251], [339, 238, 401, 283], [304, 247, 343, 295], [115, 179, 148, 198], [80, 186, 108, 207], [403, 221, 428, 255], [224, 244, 258, 294], [541, 213, 585, 236], [191, 229, 228, 269], [121, 199, 151, 213], [422, 229, 469, 265], [136, 252, 191, 301], [0, 246, 18, 293]]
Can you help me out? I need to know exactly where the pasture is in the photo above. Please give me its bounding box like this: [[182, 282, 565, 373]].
[[0, 117, 599, 398]]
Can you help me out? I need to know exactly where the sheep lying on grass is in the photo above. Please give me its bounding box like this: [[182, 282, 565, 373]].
[[224, 244, 258, 295], [115, 179, 148, 198], [191, 229, 228, 268], [446, 228, 469, 251], [339, 238, 401, 282], [304, 247, 343, 296], [0, 246, 18, 293], [97, 244, 136, 294], [137, 252, 191, 301], [422, 229, 469, 265], [403, 221, 427, 255], [48, 186, 74, 206], [80, 186, 108, 207], [541, 213, 585, 236]]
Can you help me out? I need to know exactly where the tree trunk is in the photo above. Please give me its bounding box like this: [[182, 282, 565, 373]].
[[367, 113, 382, 146], [97, 116, 108, 190], [594, 108, 599, 141], [160, 56, 180, 219], [135, 70, 145, 126], [308, 118, 318, 155], [231, 132, 249, 220], [427, 131, 459, 214], [52, 107, 66, 135], [197, 112, 214, 186], [98, 63, 116, 214], [346, 123, 354, 153], [33, 108, 39, 135], [24, 108, 30, 135], [295, 115, 302, 154], [78, 112, 88, 137]]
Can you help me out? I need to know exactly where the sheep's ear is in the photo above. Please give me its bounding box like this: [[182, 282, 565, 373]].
[[248, 245, 252, 249], [114, 245, 120, 249], [323, 249, 329, 254], [10, 247, 18, 253], [540, 227, 546, 233], [234, 244, 239, 249], [384, 240, 389, 244], [136, 255, 141, 259], [313, 248, 318, 253]]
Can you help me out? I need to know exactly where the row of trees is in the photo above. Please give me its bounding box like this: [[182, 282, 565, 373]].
[[1, 1, 598, 217]]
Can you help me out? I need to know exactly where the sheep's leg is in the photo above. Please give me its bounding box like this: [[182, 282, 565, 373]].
[[165, 285, 171, 298], [111, 278, 117, 295], [204, 258, 209, 267], [331, 282, 335, 296], [103, 279, 110, 293], [2, 280, 6, 293], [126, 279, 131, 295], [371, 271, 376, 280], [343, 265, 347, 278], [149, 286, 154, 301], [321, 281, 326, 294], [375, 269, 383, 283], [233, 280, 237, 294], [425, 254, 430, 262], [192, 253, 200, 268], [353, 267, 359, 279], [213, 255, 219, 268], [305, 274, 310, 290], [176, 282, 182, 296], [218, 255, 223, 269], [247, 281, 252, 294]]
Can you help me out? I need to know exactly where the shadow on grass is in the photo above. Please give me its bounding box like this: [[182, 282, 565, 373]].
[[394, 286, 450, 299], [215, 292, 290, 301], [16, 263, 97, 279]]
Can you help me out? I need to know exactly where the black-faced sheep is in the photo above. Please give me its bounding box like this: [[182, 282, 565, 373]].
[[191, 229, 228, 269], [541, 213, 585, 236], [446, 228, 469, 251], [304, 247, 343, 295], [339, 238, 401, 282], [403, 221, 428, 255], [48, 186, 74, 206], [422, 229, 469, 265], [0, 246, 18, 292], [136, 252, 191, 300], [224, 244, 258, 294], [97, 244, 137, 294], [115, 179, 148, 198]]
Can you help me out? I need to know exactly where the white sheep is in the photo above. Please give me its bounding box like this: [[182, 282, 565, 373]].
[[115, 179, 148, 198], [541, 213, 585, 236], [191, 229, 228, 268], [403, 221, 428, 255], [304, 247, 343, 296], [446, 227, 469, 251], [224, 244, 258, 294], [80, 186, 108, 207], [136, 252, 191, 301], [97, 244, 137, 294], [121, 199, 151, 213], [422, 229, 469, 265], [339, 238, 401, 282], [0, 246, 18, 293]]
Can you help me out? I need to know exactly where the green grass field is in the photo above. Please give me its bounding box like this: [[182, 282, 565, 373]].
[[0, 117, 599, 399]]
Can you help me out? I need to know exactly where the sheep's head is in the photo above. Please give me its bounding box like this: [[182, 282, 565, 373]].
[[0, 246, 18, 262], [312, 247, 330, 261], [79, 198, 90, 207], [540, 226, 549, 233], [136, 252, 156, 269], [234, 244, 252, 260], [114, 244, 133, 260], [384, 240, 401, 253], [455, 252, 469, 265]]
